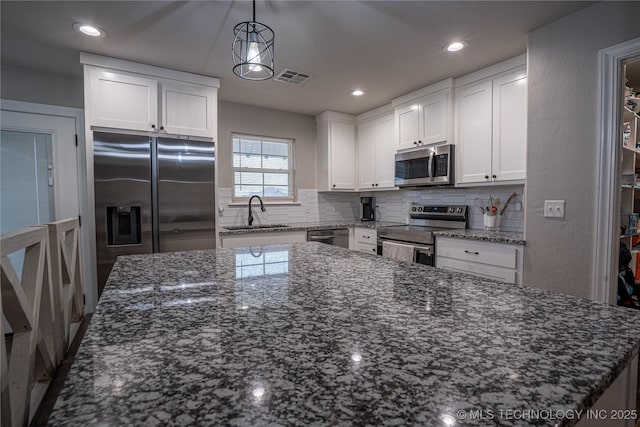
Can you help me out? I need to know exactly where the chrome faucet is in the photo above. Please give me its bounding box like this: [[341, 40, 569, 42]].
[[248, 195, 266, 226]]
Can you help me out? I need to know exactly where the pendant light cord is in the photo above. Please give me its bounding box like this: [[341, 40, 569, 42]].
[[253, 0, 256, 22]]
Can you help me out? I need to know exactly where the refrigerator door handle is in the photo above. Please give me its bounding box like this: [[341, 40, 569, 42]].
[[151, 137, 159, 253]]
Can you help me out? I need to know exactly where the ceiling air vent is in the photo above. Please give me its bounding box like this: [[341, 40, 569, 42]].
[[275, 69, 311, 85]]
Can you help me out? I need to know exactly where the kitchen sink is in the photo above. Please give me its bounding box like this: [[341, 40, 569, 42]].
[[224, 224, 290, 230]]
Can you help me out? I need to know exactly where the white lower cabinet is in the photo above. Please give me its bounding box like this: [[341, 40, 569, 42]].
[[435, 237, 523, 285], [221, 231, 307, 249], [353, 228, 377, 255]]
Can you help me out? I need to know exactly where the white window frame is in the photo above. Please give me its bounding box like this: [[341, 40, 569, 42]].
[[231, 133, 296, 202]]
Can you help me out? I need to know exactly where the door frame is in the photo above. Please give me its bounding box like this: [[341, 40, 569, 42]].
[[593, 37, 640, 304], [0, 99, 97, 312]]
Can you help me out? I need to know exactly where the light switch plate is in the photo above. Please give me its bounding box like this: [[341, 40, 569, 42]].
[[544, 200, 565, 218]]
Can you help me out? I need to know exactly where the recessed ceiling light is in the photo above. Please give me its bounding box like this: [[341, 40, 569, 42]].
[[444, 41, 467, 52], [73, 22, 105, 38], [352, 89, 364, 96]]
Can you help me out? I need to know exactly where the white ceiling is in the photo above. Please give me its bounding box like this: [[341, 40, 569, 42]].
[[1, 1, 593, 116]]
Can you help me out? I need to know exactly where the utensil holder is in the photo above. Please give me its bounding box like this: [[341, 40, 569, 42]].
[[483, 213, 501, 231]]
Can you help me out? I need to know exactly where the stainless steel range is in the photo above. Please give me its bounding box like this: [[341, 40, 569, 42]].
[[377, 204, 467, 265]]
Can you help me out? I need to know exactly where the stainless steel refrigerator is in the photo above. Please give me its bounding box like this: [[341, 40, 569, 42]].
[[94, 131, 215, 291]]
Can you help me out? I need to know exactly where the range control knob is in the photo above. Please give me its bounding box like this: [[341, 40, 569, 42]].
[[448, 207, 455, 213], [411, 207, 417, 212], [457, 207, 463, 213], [417, 207, 423, 212]]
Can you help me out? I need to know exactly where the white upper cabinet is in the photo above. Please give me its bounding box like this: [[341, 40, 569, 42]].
[[89, 69, 158, 132], [357, 120, 377, 189], [82, 54, 219, 139], [375, 114, 396, 188], [161, 81, 216, 138], [330, 121, 357, 190], [455, 62, 527, 185], [395, 103, 420, 150], [421, 91, 450, 145], [357, 110, 396, 190], [491, 71, 527, 182], [392, 79, 454, 151], [456, 81, 493, 183], [316, 112, 356, 191]]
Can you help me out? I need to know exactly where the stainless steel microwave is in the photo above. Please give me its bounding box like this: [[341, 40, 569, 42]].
[[394, 144, 454, 187]]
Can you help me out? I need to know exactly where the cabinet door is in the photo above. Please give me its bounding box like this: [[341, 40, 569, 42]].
[[329, 121, 356, 190], [492, 70, 527, 181], [161, 81, 216, 138], [456, 81, 493, 184], [89, 69, 158, 132], [357, 120, 377, 189], [420, 91, 449, 145], [395, 103, 420, 150], [375, 114, 396, 189]]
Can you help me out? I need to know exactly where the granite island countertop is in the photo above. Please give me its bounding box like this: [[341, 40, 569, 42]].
[[50, 242, 640, 426]]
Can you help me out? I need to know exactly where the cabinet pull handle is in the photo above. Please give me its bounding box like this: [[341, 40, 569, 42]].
[[332, 184, 336, 188], [484, 175, 489, 180], [492, 174, 497, 179], [464, 250, 479, 255], [160, 126, 165, 131], [418, 140, 422, 145], [151, 124, 156, 129], [371, 184, 375, 187], [414, 141, 418, 145], [375, 183, 378, 187]]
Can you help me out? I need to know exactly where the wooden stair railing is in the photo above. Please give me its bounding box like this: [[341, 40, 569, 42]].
[[1, 218, 85, 427], [47, 218, 84, 364]]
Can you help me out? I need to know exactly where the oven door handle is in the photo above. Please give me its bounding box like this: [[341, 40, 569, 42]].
[[428, 150, 434, 181]]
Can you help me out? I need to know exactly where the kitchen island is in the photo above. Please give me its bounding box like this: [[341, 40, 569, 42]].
[[50, 242, 640, 426]]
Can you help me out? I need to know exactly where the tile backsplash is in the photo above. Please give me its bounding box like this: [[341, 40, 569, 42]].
[[217, 188, 360, 228], [361, 185, 525, 232], [218, 186, 524, 233]]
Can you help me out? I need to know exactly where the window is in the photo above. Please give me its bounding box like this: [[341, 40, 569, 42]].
[[232, 133, 294, 200]]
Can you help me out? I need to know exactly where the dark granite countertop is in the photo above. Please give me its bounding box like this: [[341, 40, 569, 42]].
[[50, 242, 640, 426], [434, 229, 525, 245], [219, 221, 404, 236]]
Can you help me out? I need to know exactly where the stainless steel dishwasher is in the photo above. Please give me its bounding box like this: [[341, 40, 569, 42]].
[[306, 228, 349, 248]]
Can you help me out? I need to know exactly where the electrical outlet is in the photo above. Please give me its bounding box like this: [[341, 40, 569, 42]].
[[544, 200, 565, 218]]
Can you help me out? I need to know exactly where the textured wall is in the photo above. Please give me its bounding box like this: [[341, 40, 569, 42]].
[[524, 2, 640, 298], [0, 64, 83, 108], [217, 101, 317, 189]]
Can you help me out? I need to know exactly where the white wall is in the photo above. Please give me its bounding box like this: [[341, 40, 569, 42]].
[[524, 2, 640, 298], [0, 64, 83, 108]]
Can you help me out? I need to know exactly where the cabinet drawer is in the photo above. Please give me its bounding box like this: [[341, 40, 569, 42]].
[[437, 257, 517, 284], [355, 228, 377, 244], [436, 238, 517, 269], [355, 241, 378, 255]]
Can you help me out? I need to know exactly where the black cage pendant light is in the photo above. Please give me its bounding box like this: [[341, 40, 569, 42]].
[[232, 0, 274, 80]]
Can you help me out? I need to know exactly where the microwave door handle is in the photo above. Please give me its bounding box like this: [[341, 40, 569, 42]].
[[428, 151, 434, 181]]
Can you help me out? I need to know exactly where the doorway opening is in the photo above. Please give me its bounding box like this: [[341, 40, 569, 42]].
[[617, 57, 640, 308]]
